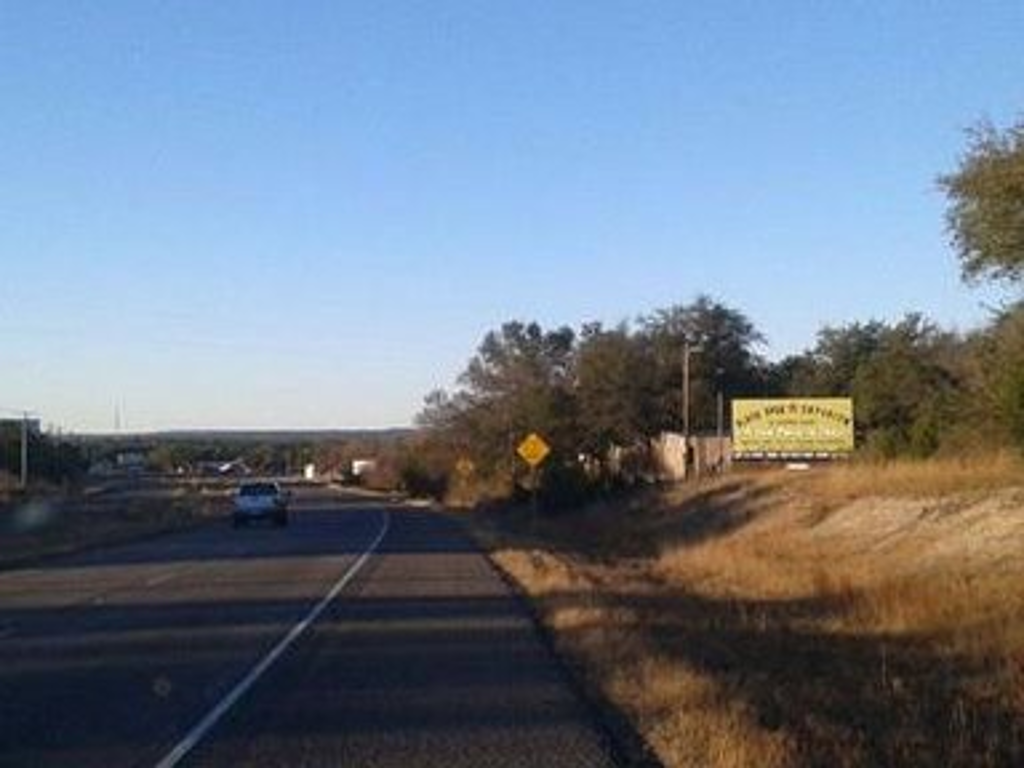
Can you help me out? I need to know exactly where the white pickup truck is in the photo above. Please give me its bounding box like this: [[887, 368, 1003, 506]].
[[232, 481, 290, 527]]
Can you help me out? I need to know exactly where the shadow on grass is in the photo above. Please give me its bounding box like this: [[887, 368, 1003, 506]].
[[543, 584, 1023, 767], [475, 479, 1024, 766], [650, 481, 778, 550], [482, 480, 780, 561]]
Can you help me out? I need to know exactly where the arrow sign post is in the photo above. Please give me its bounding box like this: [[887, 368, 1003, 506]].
[[516, 433, 551, 516]]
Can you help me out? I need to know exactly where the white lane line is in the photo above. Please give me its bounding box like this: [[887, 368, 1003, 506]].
[[153, 510, 391, 768], [144, 573, 177, 588]]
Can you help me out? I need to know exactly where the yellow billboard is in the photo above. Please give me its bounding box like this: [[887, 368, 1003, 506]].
[[732, 398, 854, 457]]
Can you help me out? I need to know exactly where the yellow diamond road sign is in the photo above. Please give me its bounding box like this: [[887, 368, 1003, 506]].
[[517, 433, 551, 468]]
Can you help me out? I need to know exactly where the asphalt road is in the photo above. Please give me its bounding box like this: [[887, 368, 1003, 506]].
[[0, 488, 622, 767]]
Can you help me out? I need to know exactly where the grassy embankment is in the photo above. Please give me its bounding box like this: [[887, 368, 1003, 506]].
[[468, 455, 1024, 767], [0, 482, 227, 569]]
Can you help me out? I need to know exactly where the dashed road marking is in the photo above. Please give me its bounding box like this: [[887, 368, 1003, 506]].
[[144, 573, 176, 588]]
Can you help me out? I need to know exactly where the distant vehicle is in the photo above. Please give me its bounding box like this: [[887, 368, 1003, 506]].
[[232, 481, 289, 527], [197, 459, 251, 477]]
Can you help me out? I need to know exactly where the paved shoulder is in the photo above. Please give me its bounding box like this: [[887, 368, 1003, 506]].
[[187, 509, 621, 767]]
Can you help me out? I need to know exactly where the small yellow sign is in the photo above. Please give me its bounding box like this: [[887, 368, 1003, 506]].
[[517, 433, 551, 468], [455, 457, 475, 476]]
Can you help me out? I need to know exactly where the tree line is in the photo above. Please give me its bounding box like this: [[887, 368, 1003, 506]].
[[0, 425, 87, 493], [406, 118, 1024, 504]]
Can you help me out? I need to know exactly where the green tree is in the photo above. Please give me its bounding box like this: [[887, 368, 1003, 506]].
[[785, 321, 887, 396], [0, 425, 87, 487], [770, 316, 969, 457], [418, 321, 578, 483], [940, 120, 1024, 282], [851, 315, 961, 457], [574, 322, 658, 455], [964, 302, 1024, 448], [638, 295, 766, 433]]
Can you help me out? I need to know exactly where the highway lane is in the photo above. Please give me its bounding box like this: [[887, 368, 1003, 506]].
[[184, 509, 618, 767], [0, 489, 625, 767], [0, 491, 384, 768]]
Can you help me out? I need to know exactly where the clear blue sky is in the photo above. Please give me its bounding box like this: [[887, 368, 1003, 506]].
[[2, 2, 1022, 432]]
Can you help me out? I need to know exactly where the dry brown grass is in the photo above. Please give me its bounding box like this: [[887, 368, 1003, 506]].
[[0, 487, 225, 568], [469, 455, 1024, 767], [790, 451, 1024, 505], [492, 546, 795, 767]]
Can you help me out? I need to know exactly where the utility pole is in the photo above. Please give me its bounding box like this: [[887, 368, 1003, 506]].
[[681, 341, 702, 438], [1, 407, 34, 492], [715, 367, 725, 441], [716, 391, 724, 440], [20, 412, 29, 491], [682, 342, 702, 480]]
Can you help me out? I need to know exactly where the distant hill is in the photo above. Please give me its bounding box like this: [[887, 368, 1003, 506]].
[[76, 428, 416, 445]]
